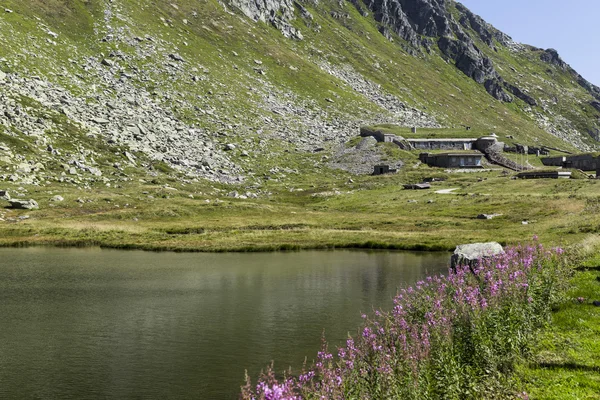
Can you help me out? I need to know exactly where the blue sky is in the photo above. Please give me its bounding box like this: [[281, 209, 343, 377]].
[[457, 0, 600, 86]]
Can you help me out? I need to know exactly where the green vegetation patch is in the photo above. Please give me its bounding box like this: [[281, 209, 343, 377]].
[[518, 256, 600, 399]]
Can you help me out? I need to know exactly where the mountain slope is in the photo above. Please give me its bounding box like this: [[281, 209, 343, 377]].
[[0, 0, 599, 187]]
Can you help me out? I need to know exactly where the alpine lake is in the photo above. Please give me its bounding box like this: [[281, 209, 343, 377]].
[[0, 247, 449, 399]]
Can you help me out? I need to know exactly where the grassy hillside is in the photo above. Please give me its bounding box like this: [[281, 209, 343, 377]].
[[0, 0, 598, 249], [1, 0, 598, 161]]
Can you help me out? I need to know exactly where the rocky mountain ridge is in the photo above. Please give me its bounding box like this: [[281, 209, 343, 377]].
[[229, 0, 600, 149], [253, 0, 600, 106], [0, 0, 599, 188]]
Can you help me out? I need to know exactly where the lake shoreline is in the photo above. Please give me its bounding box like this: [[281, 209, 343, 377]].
[[0, 233, 458, 253]]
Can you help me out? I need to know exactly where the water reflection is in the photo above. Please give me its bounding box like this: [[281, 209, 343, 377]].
[[0, 248, 449, 399]]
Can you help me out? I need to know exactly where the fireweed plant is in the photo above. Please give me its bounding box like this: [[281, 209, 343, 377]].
[[241, 240, 571, 399]]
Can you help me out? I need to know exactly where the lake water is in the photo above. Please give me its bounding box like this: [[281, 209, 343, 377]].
[[0, 247, 449, 399]]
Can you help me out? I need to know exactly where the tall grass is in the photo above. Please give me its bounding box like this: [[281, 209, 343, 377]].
[[241, 239, 570, 399]]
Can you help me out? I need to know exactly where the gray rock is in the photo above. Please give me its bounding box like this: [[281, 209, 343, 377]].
[[225, 143, 236, 151], [124, 151, 137, 164], [9, 199, 39, 210], [0, 70, 6, 81], [0, 190, 9, 200], [92, 117, 110, 124], [101, 59, 115, 67], [50, 195, 64, 202], [169, 53, 185, 62], [450, 242, 504, 270], [88, 167, 102, 176]]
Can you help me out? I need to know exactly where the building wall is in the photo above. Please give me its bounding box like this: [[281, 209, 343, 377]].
[[541, 156, 564, 167], [541, 154, 597, 171], [423, 154, 482, 168], [409, 140, 475, 150], [427, 155, 449, 167], [447, 155, 482, 168]]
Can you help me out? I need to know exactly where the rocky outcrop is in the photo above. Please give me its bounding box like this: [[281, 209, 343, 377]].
[[505, 83, 537, 106], [437, 35, 513, 102], [455, 3, 512, 49], [228, 0, 303, 39], [360, 0, 516, 102], [229, 0, 294, 22], [539, 48, 600, 101], [540, 48, 569, 70], [577, 76, 600, 101], [592, 101, 600, 113], [483, 79, 512, 102], [365, 0, 450, 48]]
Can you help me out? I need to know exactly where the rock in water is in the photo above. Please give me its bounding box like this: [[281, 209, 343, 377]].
[[9, 199, 39, 210], [451, 242, 504, 270]]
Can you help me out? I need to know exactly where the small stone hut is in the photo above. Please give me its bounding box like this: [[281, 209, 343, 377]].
[[373, 165, 397, 175]]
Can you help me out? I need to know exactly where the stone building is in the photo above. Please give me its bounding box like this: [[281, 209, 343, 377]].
[[408, 138, 476, 150], [420, 152, 484, 168], [541, 154, 598, 171], [373, 165, 397, 175]]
